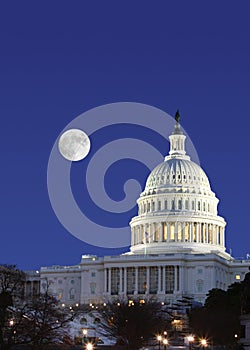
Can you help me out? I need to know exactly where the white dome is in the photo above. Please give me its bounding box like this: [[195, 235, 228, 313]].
[[144, 158, 211, 193]]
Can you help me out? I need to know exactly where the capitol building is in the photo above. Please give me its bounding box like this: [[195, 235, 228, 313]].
[[28, 114, 250, 305]]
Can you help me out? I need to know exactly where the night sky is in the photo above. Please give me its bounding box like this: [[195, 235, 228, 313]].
[[1, 2, 250, 270]]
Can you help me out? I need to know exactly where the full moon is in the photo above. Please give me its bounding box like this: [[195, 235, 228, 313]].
[[58, 129, 91, 161]]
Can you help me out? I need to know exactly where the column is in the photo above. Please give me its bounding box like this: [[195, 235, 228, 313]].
[[182, 222, 185, 242], [206, 223, 209, 243], [157, 266, 161, 293], [162, 267, 166, 293], [159, 222, 163, 242], [134, 267, 138, 294], [174, 221, 178, 242], [146, 267, 150, 294], [119, 268, 123, 294], [104, 268, 107, 293], [108, 268, 111, 294], [174, 266, 178, 293], [131, 227, 134, 245], [167, 223, 170, 242], [124, 267, 127, 295], [190, 222, 193, 242]]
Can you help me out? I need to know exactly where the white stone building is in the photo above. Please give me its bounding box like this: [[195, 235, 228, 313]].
[[37, 116, 250, 305]]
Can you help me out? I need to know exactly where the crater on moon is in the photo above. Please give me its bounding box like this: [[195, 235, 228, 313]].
[[58, 128, 91, 161]]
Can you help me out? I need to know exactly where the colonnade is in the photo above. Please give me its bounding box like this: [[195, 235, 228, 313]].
[[104, 265, 181, 296], [131, 221, 224, 247]]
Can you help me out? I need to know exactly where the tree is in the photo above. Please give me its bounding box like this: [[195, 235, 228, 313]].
[[98, 299, 169, 350], [0, 265, 25, 350], [188, 282, 246, 347], [12, 281, 76, 349]]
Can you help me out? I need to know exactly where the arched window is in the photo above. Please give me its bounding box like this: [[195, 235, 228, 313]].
[[171, 200, 175, 210], [164, 200, 167, 209], [198, 201, 201, 211], [158, 201, 161, 211], [152, 202, 155, 211], [57, 289, 63, 300], [178, 200, 182, 210], [196, 279, 204, 292], [69, 288, 75, 300], [80, 317, 87, 325]]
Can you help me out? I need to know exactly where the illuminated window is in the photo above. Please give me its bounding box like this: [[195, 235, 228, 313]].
[[235, 274, 241, 280], [170, 223, 175, 241], [57, 289, 63, 300]]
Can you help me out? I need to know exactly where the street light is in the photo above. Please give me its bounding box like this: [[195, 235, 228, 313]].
[[187, 335, 194, 350], [82, 329, 88, 344], [200, 339, 207, 350], [163, 338, 168, 350], [86, 343, 93, 350], [157, 335, 162, 350]]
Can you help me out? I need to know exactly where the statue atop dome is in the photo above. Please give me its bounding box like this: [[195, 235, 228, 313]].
[[175, 110, 181, 123]]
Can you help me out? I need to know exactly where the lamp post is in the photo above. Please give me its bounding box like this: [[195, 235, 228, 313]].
[[187, 335, 194, 350], [82, 329, 87, 344], [157, 335, 162, 350]]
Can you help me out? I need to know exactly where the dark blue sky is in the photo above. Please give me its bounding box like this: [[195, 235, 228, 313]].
[[1, 2, 250, 270]]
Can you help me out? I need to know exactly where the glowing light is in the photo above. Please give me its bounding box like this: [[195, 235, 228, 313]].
[[86, 343, 93, 350], [157, 335, 162, 341]]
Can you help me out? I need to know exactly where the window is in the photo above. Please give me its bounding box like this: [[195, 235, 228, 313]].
[[165, 266, 174, 294], [149, 267, 158, 294], [185, 200, 189, 210], [164, 200, 167, 209], [192, 201, 195, 210], [203, 203, 206, 211], [198, 269, 203, 274], [127, 267, 135, 294], [196, 279, 204, 292], [178, 200, 182, 210], [111, 268, 119, 295], [152, 202, 155, 211], [90, 282, 96, 295], [138, 267, 147, 294], [57, 289, 63, 300], [198, 201, 201, 211], [91, 272, 96, 277], [69, 288, 75, 300], [235, 274, 241, 280], [70, 279, 75, 284], [171, 200, 175, 210], [158, 201, 161, 211], [80, 317, 87, 324]]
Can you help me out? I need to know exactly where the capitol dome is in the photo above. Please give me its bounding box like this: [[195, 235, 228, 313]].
[[129, 111, 228, 258], [144, 158, 211, 193]]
